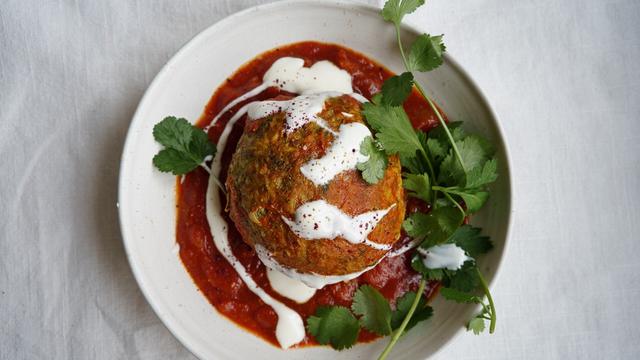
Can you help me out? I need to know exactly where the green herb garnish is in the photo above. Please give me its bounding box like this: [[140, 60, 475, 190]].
[[306, 306, 360, 350], [152, 116, 215, 175], [357, 136, 389, 184], [313, 0, 500, 358], [307, 285, 433, 350]]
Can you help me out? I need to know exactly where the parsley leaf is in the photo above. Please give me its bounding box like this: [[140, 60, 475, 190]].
[[357, 137, 389, 184], [403, 173, 431, 202], [352, 285, 393, 335], [307, 306, 360, 350], [381, 0, 425, 25], [381, 72, 414, 106], [362, 102, 423, 158], [407, 34, 446, 72], [152, 116, 215, 175], [391, 291, 433, 332]]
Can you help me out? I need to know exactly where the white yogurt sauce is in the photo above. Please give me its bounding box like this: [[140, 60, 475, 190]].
[[300, 123, 371, 186], [246, 92, 340, 134], [266, 268, 316, 303], [206, 110, 304, 349], [417, 244, 472, 270], [201, 57, 391, 348], [282, 200, 394, 251], [207, 57, 353, 128], [263, 57, 353, 94], [255, 244, 386, 289]]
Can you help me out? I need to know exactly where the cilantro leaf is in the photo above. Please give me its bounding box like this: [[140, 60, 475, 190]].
[[403, 206, 463, 245], [362, 102, 423, 159], [438, 135, 493, 187], [468, 317, 486, 335], [152, 116, 215, 175], [466, 158, 498, 188], [403, 173, 431, 202], [352, 285, 392, 336], [391, 291, 433, 332], [426, 137, 447, 163], [411, 256, 446, 280], [307, 306, 360, 350], [381, 0, 425, 25], [357, 137, 389, 184], [407, 34, 446, 72], [428, 121, 466, 142], [450, 189, 490, 213], [447, 225, 493, 257], [440, 287, 482, 304], [153, 148, 202, 175], [400, 132, 429, 173], [381, 72, 414, 106], [153, 116, 194, 152], [446, 261, 479, 292]]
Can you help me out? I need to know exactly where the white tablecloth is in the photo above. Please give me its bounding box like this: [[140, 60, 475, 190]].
[[2, 0, 639, 359]]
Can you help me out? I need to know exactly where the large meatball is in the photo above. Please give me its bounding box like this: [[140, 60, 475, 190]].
[[226, 95, 405, 275]]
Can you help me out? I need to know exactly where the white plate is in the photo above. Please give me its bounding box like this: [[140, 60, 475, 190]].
[[118, 1, 512, 359]]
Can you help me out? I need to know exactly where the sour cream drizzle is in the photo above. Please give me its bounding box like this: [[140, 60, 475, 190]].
[[206, 110, 304, 349], [266, 268, 317, 303], [300, 123, 371, 186], [282, 200, 394, 251], [255, 244, 387, 289], [246, 92, 340, 134], [207, 57, 354, 128], [417, 244, 472, 270], [203, 57, 393, 348]]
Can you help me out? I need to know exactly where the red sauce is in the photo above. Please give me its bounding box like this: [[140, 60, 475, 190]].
[[176, 41, 441, 347]]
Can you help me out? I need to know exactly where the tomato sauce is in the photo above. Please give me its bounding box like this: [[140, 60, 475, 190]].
[[176, 41, 441, 347]]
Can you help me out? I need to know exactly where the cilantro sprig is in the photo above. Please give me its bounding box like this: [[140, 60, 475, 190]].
[[152, 116, 215, 175], [357, 136, 389, 184], [329, 1, 500, 358], [307, 284, 433, 351]]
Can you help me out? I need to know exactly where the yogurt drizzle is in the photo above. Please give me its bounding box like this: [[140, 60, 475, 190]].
[[282, 200, 394, 251], [300, 123, 371, 186], [417, 244, 472, 270], [246, 92, 340, 134], [204, 57, 396, 348], [206, 111, 304, 349], [207, 57, 353, 128], [266, 268, 317, 303]]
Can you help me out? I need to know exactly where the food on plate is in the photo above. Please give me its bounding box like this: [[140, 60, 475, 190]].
[[227, 94, 405, 276], [150, 0, 499, 358]]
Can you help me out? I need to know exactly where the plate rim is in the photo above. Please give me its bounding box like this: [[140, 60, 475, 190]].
[[117, 0, 513, 359]]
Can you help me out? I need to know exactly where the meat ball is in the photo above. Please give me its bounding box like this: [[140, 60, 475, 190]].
[[226, 94, 405, 276]]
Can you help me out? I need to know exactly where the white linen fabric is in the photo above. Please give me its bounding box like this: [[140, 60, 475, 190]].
[[1, 0, 639, 359]]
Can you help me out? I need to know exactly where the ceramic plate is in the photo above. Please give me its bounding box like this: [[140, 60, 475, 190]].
[[118, 1, 512, 359]]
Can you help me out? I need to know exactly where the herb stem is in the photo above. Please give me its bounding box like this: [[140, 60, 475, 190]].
[[432, 186, 466, 216], [378, 279, 427, 360], [393, 24, 466, 173], [476, 268, 496, 333], [413, 82, 465, 171]]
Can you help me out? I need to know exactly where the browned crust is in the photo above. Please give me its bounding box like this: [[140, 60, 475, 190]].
[[226, 95, 405, 275]]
